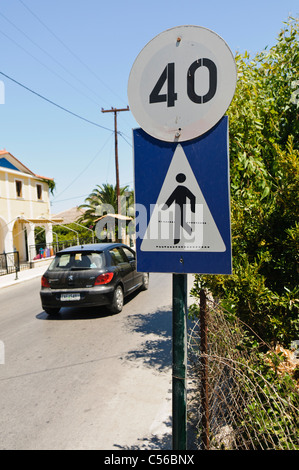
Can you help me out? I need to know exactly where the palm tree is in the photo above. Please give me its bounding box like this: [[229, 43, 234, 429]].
[[77, 183, 133, 227]]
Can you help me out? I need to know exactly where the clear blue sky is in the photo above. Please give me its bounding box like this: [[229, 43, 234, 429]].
[[0, 0, 298, 214]]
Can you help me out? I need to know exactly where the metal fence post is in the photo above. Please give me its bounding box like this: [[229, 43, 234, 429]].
[[4, 252, 8, 274], [200, 289, 209, 449], [14, 251, 20, 280]]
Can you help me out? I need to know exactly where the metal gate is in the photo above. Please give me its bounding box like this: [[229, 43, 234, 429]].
[[0, 251, 20, 276]]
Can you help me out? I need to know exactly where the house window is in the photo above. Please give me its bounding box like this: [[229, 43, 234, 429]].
[[36, 184, 43, 200], [15, 180, 23, 198]]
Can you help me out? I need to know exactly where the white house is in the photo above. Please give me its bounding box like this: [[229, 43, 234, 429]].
[[0, 149, 61, 264]]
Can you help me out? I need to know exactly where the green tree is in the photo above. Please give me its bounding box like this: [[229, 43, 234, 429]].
[[77, 183, 133, 227], [192, 18, 299, 346]]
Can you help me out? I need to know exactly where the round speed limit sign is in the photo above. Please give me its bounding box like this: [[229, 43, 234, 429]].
[[128, 25, 237, 142]]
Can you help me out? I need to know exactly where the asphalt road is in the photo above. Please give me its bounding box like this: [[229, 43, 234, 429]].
[[0, 272, 191, 450]]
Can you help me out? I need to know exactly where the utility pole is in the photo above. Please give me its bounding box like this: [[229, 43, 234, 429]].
[[101, 106, 130, 214]]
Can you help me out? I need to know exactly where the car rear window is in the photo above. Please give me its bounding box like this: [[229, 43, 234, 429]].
[[48, 252, 105, 270]]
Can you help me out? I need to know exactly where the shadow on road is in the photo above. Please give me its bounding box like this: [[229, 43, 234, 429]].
[[114, 306, 173, 450], [36, 306, 114, 321], [119, 306, 198, 450], [124, 306, 172, 372], [114, 429, 172, 450]]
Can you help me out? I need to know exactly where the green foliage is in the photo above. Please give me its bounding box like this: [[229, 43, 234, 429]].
[[193, 18, 299, 346], [189, 299, 299, 449], [52, 223, 92, 243], [77, 183, 133, 227], [40, 177, 56, 195], [238, 348, 299, 450], [35, 223, 92, 245]]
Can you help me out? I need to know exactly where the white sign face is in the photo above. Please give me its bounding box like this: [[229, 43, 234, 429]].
[[128, 25, 237, 142], [140, 144, 226, 252]]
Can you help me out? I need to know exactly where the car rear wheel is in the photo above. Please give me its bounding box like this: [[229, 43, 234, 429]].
[[44, 307, 60, 316], [110, 285, 124, 313]]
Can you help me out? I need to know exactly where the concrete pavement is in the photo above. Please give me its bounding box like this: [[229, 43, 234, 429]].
[[0, 259, 52, 289]]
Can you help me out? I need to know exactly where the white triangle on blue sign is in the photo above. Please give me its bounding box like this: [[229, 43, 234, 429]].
[[141, 144, 226, 252]]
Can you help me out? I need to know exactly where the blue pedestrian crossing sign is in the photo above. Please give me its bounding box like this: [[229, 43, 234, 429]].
[[133, 116, 232, 274]]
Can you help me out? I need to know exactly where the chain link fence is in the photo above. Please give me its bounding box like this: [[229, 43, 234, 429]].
[[188, 292, 299, 450]]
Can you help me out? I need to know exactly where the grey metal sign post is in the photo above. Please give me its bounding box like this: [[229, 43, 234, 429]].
[[172, 273, 188, 449]]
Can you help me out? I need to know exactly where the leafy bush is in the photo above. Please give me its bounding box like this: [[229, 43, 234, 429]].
[[193, 18, 299, 346]]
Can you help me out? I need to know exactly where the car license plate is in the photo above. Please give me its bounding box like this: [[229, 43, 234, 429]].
[[61, 293, 80, 301]]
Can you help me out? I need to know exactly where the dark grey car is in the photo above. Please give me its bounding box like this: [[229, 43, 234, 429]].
[[40, 243, 149, 315]]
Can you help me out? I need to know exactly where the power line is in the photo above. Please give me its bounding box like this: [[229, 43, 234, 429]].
[[51, 194, 90, 204], [0, 71, 133, 199], [118, 132, 132, 148], [0, 11, 104, 107], [0, 28, 99, 105], [52, 132, 114, 200], [0, 70, 113, 132], [18, 0, 127, 107]]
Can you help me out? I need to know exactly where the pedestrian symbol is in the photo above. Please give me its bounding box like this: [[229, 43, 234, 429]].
[[140, 144, 226, 252], [162, 172, 196, 245]]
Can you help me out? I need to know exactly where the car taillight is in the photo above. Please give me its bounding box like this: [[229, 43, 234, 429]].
[[41, 275, 51, 288], [94, 272, 114, 285]]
